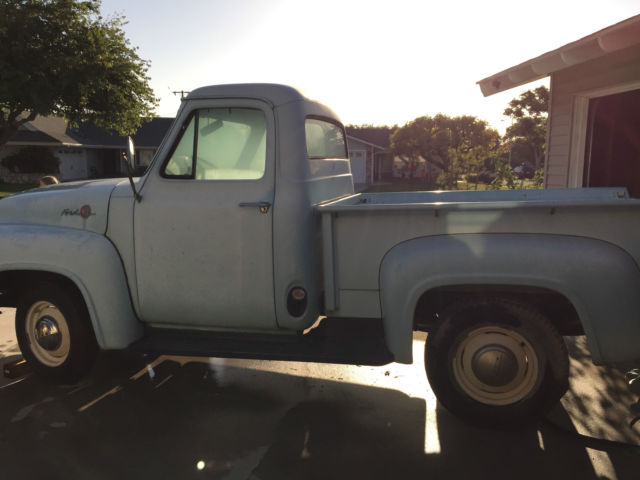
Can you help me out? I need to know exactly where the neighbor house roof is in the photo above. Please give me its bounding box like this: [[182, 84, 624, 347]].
[[9, 117, 174, 149], [347, 135, 386, 151], [132, 118, 175, 148], [11, 116, 80, 145], [477, 14, 640, 96], [345, 126, 395, 150]]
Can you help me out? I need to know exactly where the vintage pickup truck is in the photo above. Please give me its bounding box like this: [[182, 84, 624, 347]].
[[1, 84, 639, 426]]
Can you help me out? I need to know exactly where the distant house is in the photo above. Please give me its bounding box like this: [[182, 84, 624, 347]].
[[477, 14, 640, 196], [1, 116, 174, 182], [345, 127, 395, 185], [4, 117, 402, 186], [346, 135, 386, 185]]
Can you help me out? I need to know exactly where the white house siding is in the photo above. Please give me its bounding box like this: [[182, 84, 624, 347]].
[[347, 138, 372, 185], [349, 151, 366, 183], [545, 44, 640, 188]]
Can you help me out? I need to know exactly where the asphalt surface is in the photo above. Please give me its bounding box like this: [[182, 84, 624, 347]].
[[1, 308, 639, 480]]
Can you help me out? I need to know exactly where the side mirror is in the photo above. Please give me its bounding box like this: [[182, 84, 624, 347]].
[[124, 136, 142, 202], [127, 136, 136, 167]]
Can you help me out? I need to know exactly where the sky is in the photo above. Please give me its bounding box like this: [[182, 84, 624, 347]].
[[100, 0, 639, 133]]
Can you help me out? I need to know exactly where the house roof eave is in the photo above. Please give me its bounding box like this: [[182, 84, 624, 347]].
[[346, 135, 387, 151], [476, 14, 640, 97]]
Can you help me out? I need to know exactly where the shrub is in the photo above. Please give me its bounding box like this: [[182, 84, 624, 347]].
[[477, 170, 497, 184], [490, 162, 517, 190], [533, 168, 544, 188], [435, 171, 457, 190], [1, 146, 60, 173], [466, 173, 479, 184]]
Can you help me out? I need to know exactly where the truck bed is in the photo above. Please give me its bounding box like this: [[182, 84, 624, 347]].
[[316, 187, 640, 318], [318, 187, 632, 210]]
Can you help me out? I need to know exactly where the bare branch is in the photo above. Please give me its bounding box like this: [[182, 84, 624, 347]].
[[6, 109, 36, 129]]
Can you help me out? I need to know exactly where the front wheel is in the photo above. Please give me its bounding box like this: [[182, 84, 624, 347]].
[[16, 282, 98, 383], [425, 298, 569, 427]]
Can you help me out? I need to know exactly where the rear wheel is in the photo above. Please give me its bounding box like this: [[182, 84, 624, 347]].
[[425, 298, 569, 427], [16, 282, 98, 383]]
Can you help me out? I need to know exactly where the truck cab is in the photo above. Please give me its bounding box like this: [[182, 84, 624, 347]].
[[113, 84, 352, 335]]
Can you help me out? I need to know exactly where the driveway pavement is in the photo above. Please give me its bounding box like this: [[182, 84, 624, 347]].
[[1, 308, 639, 479]]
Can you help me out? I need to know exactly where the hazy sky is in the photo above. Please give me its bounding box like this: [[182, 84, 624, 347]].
[[100, 0, 639, 132]]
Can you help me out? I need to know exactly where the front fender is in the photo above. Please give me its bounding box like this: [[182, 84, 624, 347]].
[[379, 234, 640, 365], [0, 224, 143, 349]]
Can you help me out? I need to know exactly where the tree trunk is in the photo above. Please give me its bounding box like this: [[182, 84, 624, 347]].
[[0, 111, 37, 150], [534, 146, 544, 170], [0, 125, 19, 149]]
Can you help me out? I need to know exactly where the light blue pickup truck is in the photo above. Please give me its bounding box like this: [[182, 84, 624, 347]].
[[1, 84, 639, 426]]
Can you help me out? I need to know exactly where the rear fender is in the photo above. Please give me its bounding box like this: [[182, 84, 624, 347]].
[[379, 234, 640, 365]]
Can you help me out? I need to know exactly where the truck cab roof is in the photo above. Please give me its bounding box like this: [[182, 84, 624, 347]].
[[186, 83, 309, 107]]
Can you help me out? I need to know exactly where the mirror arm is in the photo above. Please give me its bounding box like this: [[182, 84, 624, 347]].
[[124, 156, 143, 202]]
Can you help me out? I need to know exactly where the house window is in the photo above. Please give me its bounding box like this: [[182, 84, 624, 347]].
[[583, 89, 640, 197]]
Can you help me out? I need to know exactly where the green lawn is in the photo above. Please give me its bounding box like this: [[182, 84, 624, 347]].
[[0, 183, 37, 198]]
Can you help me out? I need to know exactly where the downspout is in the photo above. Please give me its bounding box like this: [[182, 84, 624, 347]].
[[543, 74, 553, 188]]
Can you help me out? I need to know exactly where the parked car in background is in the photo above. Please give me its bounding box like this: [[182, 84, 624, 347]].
[[513, 163, 535, 179]]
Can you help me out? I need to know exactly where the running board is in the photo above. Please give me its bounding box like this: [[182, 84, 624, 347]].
[[129, 317, 394, 366]]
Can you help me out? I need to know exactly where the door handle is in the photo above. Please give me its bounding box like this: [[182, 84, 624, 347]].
[[239, 201, 271, 214]]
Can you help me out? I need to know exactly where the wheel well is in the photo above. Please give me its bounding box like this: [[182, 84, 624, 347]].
[[0, 270, 86, 310], [414, 285, 584, 336]]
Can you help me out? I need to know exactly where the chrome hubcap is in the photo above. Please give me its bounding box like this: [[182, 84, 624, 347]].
[[25, 301, 71, 367], [471, 345, 519, 387], [35, 317, 62, 351], [453, 326, 540, 406]]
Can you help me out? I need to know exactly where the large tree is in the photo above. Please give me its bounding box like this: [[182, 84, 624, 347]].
[[390, 114, 499, 188], [503, 85, 549, 169], [0, 0, 157, 147]]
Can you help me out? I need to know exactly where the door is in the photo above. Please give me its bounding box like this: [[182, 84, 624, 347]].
[[584, 89, 640, 197], [133, 101, 276, 329]]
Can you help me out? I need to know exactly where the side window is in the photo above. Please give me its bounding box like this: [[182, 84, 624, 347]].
[[305, 118, 348, 159], [164, 115, 196, 177], [163, 108, 267, 180]]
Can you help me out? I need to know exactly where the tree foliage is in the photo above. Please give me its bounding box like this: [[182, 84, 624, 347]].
[[0, 0, 157, 147], [489, 160, 517, 190], [504, 86, 549, 169], [345, 124, 396, 141], [448, 144, 492, 190], [390, 114, 500, 188]]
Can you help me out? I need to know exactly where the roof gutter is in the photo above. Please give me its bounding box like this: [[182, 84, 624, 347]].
[[477, 14, 640, 97]]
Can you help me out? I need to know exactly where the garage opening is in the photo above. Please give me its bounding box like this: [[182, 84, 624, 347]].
[[583, 89, 640, 197]]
